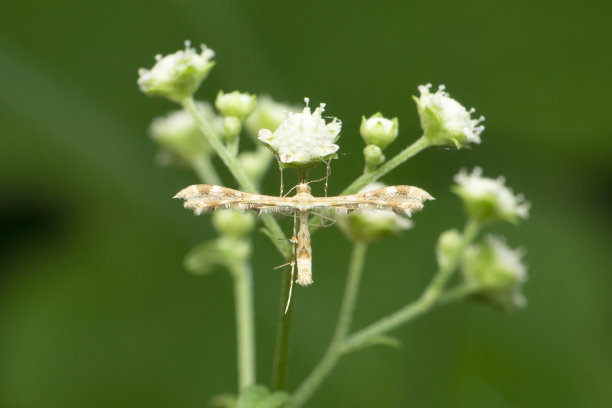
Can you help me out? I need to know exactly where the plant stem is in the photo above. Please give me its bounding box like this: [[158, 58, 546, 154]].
[[289, 220, 480, 406], [344, 219, 481, 352], [342, 281, 479, 353], [332, 243, 367, 344], [230, 262, 256, 390], [191, 156, 221, 185], [227, 135, 240, 157], [342, 135, 430, 195], [271, 265, 295, 390], [184, 97, 294, 391], [289, 243, 367, 407], [182, 96, 291, 258]]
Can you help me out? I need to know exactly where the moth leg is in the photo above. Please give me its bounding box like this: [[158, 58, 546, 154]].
[[282, 183, 298, 197], [308, 210, 337, 229], [285, 212, 298, 313], [273, 153, 284, 196]]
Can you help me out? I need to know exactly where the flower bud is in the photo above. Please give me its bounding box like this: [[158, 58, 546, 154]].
[[216, 236, 251, 264], [360, 113, 398, 150], [149, 102, 218, 163], [222, 116, 243, 141], [461, 235, 528, 311], [258, 98, 341, 167], [239, 149, 272, 182], [435, 229, 462, 269], [245, 95, 297, 141], [452, 167, 530, 224], [413, 84, 484, 148], [215, 90, 257, 120], [212, 209, 256, 239], [363, 144, 385, 169], [138, 41, 215, 103], [338, 183, 412, 243]]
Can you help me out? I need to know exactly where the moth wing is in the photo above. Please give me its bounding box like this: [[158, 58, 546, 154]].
[[313, 185, 434, 216], [174, 184, 297, 215]]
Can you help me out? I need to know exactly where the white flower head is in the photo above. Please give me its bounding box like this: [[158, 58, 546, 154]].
[[338, 183, 413, 243], [138, 41, 215, 103], [413, 84, 484, 148], [453, 167, 530, 224], [360, 113, 399, 149], [149, 102, 219, 163], [258, 98, 341, 166], [462, 235, 528, 311]]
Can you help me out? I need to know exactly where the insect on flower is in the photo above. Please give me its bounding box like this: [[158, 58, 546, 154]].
[[174, 182, 434, 289]]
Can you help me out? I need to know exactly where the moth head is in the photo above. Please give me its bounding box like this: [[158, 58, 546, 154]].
[[296, 183, 311, 195]]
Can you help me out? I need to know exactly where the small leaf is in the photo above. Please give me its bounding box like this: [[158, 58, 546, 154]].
[[253, 391, 290, 408], [347, 335, 402, 353], [209, 393, 237, 408], [236, 385, 270, 408], [184, 240, 225, 275]]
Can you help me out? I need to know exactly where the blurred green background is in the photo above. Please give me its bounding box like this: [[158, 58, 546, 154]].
[[1, 0, 611, 407]]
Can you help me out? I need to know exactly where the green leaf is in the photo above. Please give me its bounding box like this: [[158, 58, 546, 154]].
[[254, 391, 290, 408], [184, 240, 225, 275], [236, 385, 289, 408], [209, 393, 238, 408], [237, 385, 269, 408], [347, 335, 402, 353]]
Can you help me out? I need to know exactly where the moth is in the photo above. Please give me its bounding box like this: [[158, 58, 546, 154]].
[[174, 182, 434, 287]]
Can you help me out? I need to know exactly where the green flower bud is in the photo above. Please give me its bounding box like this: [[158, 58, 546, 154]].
[[244, 95, 297, 141], [413, 84, 484, 148], [461, 235, 528, 311], [452, 167, 530, 224], [363, 144, 385, 169], [212, 209, 256, 239], [138, 41, 215, 103], [360, 113, 398, 149], [239, 149, 272, 182], [215, 90, 257, 120], [435, 229, 462, 269], [216, 236, 251, 264], [223, 116, 243, 141], [338, 183, 412, 243]]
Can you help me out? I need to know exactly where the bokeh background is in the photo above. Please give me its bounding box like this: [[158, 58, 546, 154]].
[[1, 0, 611, 407]]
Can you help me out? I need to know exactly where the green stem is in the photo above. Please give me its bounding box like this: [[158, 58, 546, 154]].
[[332, 243, 367, 344], [289, 220, 480, 406], [289, 243, 367, 407], [190, 156, 221, 185], [184, 97, 294, 391], [230, 262, 256, 390], [342, 281, 479, 353], [342, 135, 430, 195], [182, 96, 291, 258], [227, 135, 240, 157], [271, 265, 295, 390], [344, 219, 481, 352]]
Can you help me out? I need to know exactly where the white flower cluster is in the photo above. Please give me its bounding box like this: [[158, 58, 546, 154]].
[[149, 102, 219, 163], [414, 84, 484, 148], [462, 235, 528, 310], [453, 167, 529, 223], [258, 98, 341, 165], [138, 41, 215, 102]]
